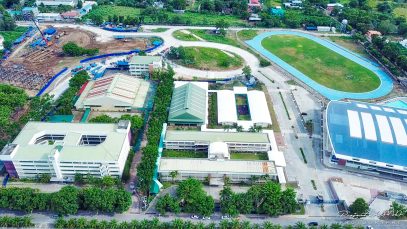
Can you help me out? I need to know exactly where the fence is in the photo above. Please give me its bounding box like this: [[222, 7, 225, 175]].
[[36, 67, 68, 96], [102, 26, 140, 33]]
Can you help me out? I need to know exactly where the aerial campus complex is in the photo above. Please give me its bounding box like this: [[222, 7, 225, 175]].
[[0, 0, 407, 227]]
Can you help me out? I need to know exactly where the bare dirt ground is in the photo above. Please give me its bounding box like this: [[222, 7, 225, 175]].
[[1, 27, 149, 93]]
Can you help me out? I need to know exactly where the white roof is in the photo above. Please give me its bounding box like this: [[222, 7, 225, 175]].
[[267, 150, 286, 167], [347, 110, 362, 138], [75, 73, 150, 110], [233, 86, 247, 94], [360, 112, 377, 141], [247, 90, 272, 125], [217, 90, 238, 124], [376, 115, 393, 144], [159, 158, 276, 175], [276, 167, 286, 184], [37, 13, 62, 17]]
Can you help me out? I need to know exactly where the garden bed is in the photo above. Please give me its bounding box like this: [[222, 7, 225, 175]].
[[235, 94, 251, 121], [230, 153, 268, 160], [162, 150, 207, 158]]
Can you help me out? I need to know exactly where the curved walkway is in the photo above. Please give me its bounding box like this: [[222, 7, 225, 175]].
[[246, 30, 394, 100]]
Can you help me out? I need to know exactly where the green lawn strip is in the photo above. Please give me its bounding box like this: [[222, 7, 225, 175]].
[[166, 12, 247, 27], [262, 35, 380, 93], [208, 92, 219, 128], [230, 152, 268, 160], [278, 91, 291, 120], [150, 28, 169, 32], [179, 46, 243, 70], [172, 30, 200, 41], [261, 85, 280, 133], [300, 148, 307, 164], [162, 150, 207, 158], [0, 27, 28, 45], [188, 29, 241, 47], [237, 29, 259, 41]]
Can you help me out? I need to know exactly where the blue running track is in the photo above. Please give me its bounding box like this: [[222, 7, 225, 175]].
[[246, 31, 394, 100]]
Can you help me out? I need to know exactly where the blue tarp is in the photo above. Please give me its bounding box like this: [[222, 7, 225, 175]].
[[43, 27, 57, 35], [246, 31, 393, 100]]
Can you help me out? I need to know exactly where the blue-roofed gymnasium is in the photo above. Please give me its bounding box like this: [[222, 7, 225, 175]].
[[326, 101, 407, 177]]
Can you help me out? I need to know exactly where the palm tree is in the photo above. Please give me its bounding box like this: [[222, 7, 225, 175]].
[[169, 170, 179, 183], [236, 125, 243, 132], [294, 221, 307, 229]]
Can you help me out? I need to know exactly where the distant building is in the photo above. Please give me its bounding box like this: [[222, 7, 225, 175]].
[[283, 0, 303, 8], [80, 1, 97, 16], [61, 10, 80, 20], [326, 101, 407, 178], [22, 7, 39, 20], [0, 121, 131, 181], [400, 39, 407, 48], [168, 82, 208, 126], [36, 13, 63, 22], [74, 73, 151, 111], [129, 56, 162, 77], [366, 30, 382, 42], [270, 6, 285, 17], [248, 14, 262, 21], [36, 0, 75, 7], [327, 3, 344, 13]]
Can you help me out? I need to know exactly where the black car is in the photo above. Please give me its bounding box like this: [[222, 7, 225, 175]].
[[308, 222, 318, 226]]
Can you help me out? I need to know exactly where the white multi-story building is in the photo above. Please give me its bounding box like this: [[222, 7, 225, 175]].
[[0, 121, 131, 181], [36, 0, 76, 7], [129, 56, 162, 77], [36, 13, 63, 22]]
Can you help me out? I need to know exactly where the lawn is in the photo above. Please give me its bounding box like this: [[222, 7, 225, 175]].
[[235, 94, 251, 121], [0, 27, 27, 45], [394, 6, 407, 20], [237, 29, 259, 41], [162, 150, 207, 158], [262, 35, 381, 93], [230, 153, 268, 160], [176, 46, 243, 71], [83, 5, 141, 21], [150, 28, 169, 32], [188, 29, 241, 47], [172, 30, 199, 41]]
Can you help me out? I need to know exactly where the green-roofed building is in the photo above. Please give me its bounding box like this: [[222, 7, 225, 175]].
[[168, 83, 207, 126]]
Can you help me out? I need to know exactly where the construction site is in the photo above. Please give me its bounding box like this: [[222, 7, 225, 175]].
[[1, 25, 153, 96]]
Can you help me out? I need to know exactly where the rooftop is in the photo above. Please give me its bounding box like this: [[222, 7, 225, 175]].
[[165, 130, 270, 143], [75, 73, 150, 109], [326, 101, 407, 166], [168, 83, 207, 124], [129, 55, 162, 65], [3, 121, 129, 162], [159, 158, 276, 175]]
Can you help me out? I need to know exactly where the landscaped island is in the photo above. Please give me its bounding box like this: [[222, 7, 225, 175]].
[[168, 46, 243, 71], [262, 35, 381, 93]]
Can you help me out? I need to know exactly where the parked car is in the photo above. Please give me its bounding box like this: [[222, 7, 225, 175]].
[[190, 215, 199, 219], [308, 222, 318, 226], [202, 216, 211, 220], [129, 182, 135, 190], [221, 215, 230, 219]]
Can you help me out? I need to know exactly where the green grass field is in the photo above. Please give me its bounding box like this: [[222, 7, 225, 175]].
[[230, 153, 268, 160], [150, 28, 169, 32], [162, 150, 207, 158], [237, 29, 259, 41], [0, 27, 27, 45], [178, 47, 243, 70], [188, 30, 241, 47], [328, 36, 368, 57], [84, 5, 141, 20], [262, 35, 380, 93], [394, 7, 407, 20], [84, 5, 247, 26], [172, 30, 199, 41]]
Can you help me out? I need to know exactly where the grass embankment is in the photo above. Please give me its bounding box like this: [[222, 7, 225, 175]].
[[230, 153, 268, 160], [262, 35, 380, 93], [162, 150, 207, 158], [0, 27, 27, 50], [177, 46, 243, 71], [188, 29, 241, 47], [150, 28, 169, 32], [237, 29, 259, 41], [84, 5, 247, 26], [172, 30, 200, 41]]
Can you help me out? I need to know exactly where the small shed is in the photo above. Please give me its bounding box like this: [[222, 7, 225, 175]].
[[43, 27, 57, 35]]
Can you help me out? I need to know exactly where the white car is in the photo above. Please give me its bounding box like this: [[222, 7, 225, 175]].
[[190, 215, 199, 219], [202, 216, 211, 220], [221, 215, 230, 219]]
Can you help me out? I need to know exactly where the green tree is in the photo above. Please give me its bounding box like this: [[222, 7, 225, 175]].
[[169, 170, 178, 183], [377, 20, 398, 35], [69, 70, 89, 88], [349, 198, 369, 218], [50, 186, 79, 215], [77, 0, 82, 9], [242, 65, 251, 77]]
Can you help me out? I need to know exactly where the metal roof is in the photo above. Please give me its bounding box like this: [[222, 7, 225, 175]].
[[2, 122, 129, 162], [159, 158, 276, 175], [168, 83, 207, 124], [165, 130, 270, 143], [75, 73, 150, 110], [326, 101, 407, 167], [129, 56, 162, 65]]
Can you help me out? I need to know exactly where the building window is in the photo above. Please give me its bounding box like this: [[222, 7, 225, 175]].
[[34, 134, 65, 145], [79, 135, 107, 146]]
